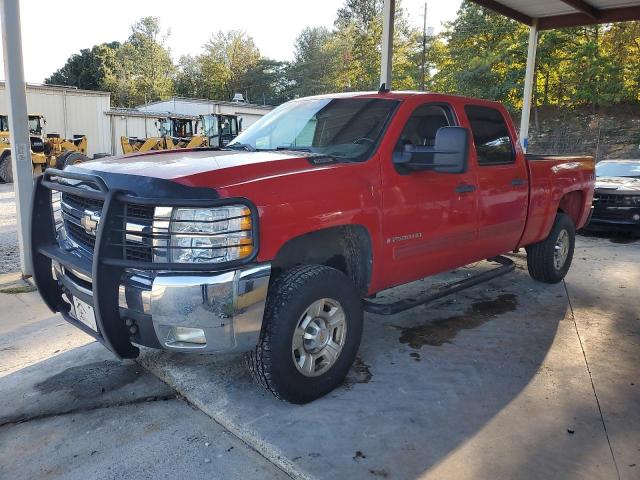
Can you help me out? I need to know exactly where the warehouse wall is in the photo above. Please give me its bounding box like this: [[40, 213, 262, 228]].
[[110, 115, 164, 155], [138, 98, 272, 131], [0, 85, 112, 156]]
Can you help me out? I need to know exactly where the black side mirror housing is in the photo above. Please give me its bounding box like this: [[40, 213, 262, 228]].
[[393, 126, 469, 174]]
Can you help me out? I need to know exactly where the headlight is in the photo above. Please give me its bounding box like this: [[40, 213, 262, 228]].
[[166, 205, 254, 264]]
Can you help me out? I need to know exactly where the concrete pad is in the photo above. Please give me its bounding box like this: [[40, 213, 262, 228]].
[[0, 298, 92, 377], [139, 249, 619, 479], [0, 290, 288, 480], [565, 234, 640, 480], [0, 398, 288, 480], [0, 342, 176, 425]]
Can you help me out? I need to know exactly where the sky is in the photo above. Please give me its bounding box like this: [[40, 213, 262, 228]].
[[2, 0, 462, 84]]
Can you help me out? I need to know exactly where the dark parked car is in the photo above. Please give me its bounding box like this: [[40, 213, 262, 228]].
[[586, 159, 640, 234]]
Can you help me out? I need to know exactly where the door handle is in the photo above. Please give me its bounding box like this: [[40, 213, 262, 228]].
[[511, 178, 526, 187], [455, 183, 476, 194]]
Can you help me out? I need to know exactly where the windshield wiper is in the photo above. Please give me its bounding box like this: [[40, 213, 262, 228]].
[[274, 146, 313, 152], [224, 142, 256, 152]]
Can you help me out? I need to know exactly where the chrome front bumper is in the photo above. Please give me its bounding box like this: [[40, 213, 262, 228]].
[[54, 262, 271, 353]]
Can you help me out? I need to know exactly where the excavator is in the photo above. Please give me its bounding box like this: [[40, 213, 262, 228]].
[[0, 114, 90, 183]]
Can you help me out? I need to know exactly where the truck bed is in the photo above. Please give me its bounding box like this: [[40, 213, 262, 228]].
[[519, 154, 595, 247]]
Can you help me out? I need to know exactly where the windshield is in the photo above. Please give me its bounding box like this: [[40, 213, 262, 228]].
[[228, 97, 399, 161], [0, 116, 8, 132], [596, 161, 640, 178], [28, 116, 42, 135]]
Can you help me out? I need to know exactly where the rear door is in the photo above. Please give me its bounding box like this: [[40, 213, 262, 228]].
[[463, 104, 528, 257]]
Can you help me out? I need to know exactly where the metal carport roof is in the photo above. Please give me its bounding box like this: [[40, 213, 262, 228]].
[[469, 0, 640, 29]]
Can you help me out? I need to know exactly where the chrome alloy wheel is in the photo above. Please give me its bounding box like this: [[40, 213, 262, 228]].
[[554, 229, 570, 270], [292, 298, 347, 377]]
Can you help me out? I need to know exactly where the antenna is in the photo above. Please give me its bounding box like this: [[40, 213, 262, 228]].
[[379, 83, 390, 94]]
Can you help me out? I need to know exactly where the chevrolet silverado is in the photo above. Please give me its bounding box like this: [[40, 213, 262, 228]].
[[31, 91, 595, 403]]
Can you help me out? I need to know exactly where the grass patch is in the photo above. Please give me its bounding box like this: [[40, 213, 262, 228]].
[[0, 283, 37, 294]]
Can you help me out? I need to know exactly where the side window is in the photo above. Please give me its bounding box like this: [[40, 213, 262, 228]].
[[464, 105, 514, 165], [395, 104, 453, 152]]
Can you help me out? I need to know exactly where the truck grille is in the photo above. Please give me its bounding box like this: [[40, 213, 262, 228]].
[[594, 193, 639, 206], [61, 192, 155, 261]]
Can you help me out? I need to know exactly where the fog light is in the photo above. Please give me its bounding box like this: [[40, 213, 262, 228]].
[[633, 214, 640, 222], [171, 326, 206, 344]]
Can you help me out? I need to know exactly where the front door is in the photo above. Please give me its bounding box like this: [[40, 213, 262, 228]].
[[380, 102, 479, 287]]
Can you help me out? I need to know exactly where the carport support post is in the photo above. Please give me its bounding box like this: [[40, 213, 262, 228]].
[[520, 21, 538, 153], [0, 0, 33, 276], [380, 0, 395, 89]]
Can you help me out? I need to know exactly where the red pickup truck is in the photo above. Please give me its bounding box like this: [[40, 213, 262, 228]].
[[31, 91, 594, 403]]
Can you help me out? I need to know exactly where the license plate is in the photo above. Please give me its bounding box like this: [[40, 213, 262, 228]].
[[73, 297, 97, 332]]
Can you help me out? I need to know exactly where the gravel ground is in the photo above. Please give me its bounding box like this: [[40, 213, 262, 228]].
[[0, 183, 20, 274]]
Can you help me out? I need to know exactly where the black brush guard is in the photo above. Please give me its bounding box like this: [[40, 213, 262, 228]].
[[31, 168, 259, 359]]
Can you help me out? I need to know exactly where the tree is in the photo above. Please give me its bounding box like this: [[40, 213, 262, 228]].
[[118, 17, 175, 106], [430, 2, 528, 108], [199, 30, 262, 101], [45, 42, 120, 90], [289, 27, 338, 96]]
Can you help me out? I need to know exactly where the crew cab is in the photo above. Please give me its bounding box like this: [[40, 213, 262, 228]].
[[31, 91, 594, 404]]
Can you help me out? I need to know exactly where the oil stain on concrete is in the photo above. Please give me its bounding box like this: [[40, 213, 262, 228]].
[[35, 360, 142, 399], [344, 356, 373, 388], [394, 294, 519, 349]]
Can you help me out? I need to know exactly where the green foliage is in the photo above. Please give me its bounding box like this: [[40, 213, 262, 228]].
[[46, 3, 640, 111], [431, 1, 640, 111], [45, 42, 120, 91]]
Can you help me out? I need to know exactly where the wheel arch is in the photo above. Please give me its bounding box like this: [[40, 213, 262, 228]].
[[557, 190, 586, 226], [271, 224, 373, 296]]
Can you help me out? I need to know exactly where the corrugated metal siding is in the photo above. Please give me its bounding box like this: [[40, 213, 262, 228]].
[[110, 115, 163, 155], [137, 98, 272, 131], [0, 85, 111, 156]]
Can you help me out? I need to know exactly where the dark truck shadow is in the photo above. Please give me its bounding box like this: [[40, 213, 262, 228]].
[[579, 229, 639, 244], [138, 260, 577, 479], [6, 258, 620, 479]]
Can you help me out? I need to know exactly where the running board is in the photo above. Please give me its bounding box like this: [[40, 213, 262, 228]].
[[362, 256, 515, 315]]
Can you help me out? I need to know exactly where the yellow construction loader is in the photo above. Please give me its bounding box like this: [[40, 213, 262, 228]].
[[120, 115, 207, 154], [0, 114, 90, 183]]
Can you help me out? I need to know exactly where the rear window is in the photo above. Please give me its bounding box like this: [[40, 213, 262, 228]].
[[464, 105, 514, 165]]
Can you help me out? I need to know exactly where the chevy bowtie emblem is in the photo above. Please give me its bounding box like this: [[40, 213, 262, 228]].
[[80, 210, 101, 235]]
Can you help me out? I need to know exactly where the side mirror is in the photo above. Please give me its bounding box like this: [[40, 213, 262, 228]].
[[393, 126, 469, 174]]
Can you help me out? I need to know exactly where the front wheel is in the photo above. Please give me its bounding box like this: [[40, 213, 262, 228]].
[[526, 213, 575, 284], [245, 265, 363, 404]]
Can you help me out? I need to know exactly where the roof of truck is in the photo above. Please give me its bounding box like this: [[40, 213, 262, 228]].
[[298, 90, 505, 107]]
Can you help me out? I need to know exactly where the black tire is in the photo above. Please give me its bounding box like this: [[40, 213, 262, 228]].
[[92, 153, 111, 159], [526, 213, 575, 284], [54, 150, 73, 170], [245, 265, 364, 404], [0, 154, 13, 183], [61, 152, 90, 169]]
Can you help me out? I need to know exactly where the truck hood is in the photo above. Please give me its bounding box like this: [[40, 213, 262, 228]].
[[73, 149, 313, 181], [595, 176, 640, 192]]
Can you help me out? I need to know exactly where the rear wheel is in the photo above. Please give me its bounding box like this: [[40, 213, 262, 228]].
[[245, 265, 363, 404], [0, 154, 13, 183], [526, 213, 575, 284]]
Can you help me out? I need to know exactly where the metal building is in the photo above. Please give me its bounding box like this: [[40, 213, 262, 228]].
[[0, 82, 111, 156], [136, 97, 273, 130]]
